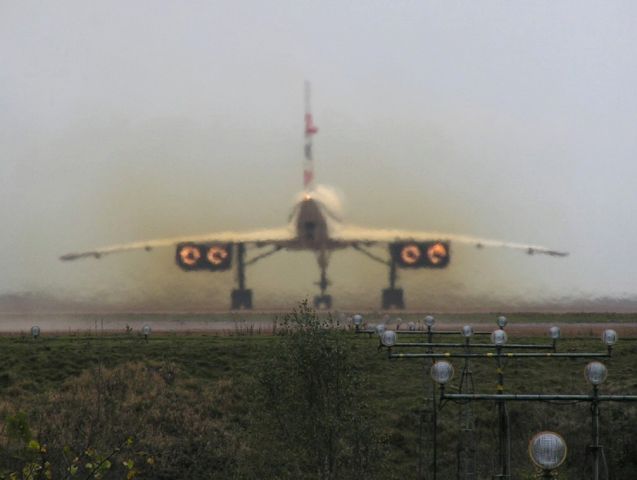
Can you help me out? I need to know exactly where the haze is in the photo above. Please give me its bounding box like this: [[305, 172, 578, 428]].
[[2, 1, 636, 312]]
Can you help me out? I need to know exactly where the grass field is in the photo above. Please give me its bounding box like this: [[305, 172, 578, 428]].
[[0, 317, 635, 479]]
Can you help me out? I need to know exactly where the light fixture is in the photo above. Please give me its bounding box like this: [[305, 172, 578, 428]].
[[528, 431, 567, 472], [601, 329, 617, 346], [375, 324, 386, 336], [381, 330, 397, 347], [31, 326, 40, 339], [408, 322, 416, 331], [352, 314, 363, 326], [425, 315, 435, 328], [491, 329, 508, 346], [142, 324, 151, 337], [461, 325, 474, 338], [430, 361, 454, 385], [549, 326, 561, 340], [584, 361, 608, 386], [497, 316, 508, 328]]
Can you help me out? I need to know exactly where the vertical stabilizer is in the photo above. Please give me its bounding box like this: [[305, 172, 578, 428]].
[[303, 81, 318, 191]]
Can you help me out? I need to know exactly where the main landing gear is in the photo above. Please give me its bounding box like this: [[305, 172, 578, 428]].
[[351, 245, 404, 310], [231, 243, 252, 310], [313, 250, 332, 309], [230, 243, 283, 310], [382, 257, 404, 310]]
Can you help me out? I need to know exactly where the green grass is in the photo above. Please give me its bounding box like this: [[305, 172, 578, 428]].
[[0, 332, 635, 479]]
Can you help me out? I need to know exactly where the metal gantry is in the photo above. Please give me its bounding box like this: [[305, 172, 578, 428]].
[[354, 314, 635, 479]]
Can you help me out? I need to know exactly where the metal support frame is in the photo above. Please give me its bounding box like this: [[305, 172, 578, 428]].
[[393, 330, 492, 336], [356, 329, 491, 336], [440, 390, 637, 479], [391, 343, 554, 350], [387, 342, 618, 479], [389, 352, 611, 359]]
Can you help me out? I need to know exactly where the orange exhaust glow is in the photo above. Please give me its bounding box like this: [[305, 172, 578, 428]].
[[207, 246, 230, 266], [427, 242, 448, 265], [179, 245, 201, 266], [400, 244, 422, 265]]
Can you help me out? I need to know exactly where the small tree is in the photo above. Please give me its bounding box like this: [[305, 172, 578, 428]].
[[246, 301, 385, 480]]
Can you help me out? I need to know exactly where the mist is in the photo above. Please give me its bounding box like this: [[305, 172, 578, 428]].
[[1, 1, 636, 312]]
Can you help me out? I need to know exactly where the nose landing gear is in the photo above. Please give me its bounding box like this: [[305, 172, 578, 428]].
[[313, 251, 332, 309]]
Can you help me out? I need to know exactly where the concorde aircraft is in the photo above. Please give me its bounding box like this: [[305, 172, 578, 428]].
[[60, 83, 568, 310]]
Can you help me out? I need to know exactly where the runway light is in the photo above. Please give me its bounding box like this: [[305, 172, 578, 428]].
[[601, 329, 617, 346], [142, 324, 151, 337], [375, 324, 386, 336], [430, 361, 455, 385], [425, 315, 435, 327], [408, 322, 416, 331], [31, 326, 40, 339], [528, 431, 567, 471], [549, 326, 561, 340], [584, 361, 608, 386], [461, 325, 474, 338], [381, 330, 397, 347], [497, 316, 508, 328], [491, 329, 508, 346], [352, 314, 363, 326]]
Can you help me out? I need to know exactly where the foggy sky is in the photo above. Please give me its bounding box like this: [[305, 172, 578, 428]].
[[1, 1, 636, 311]]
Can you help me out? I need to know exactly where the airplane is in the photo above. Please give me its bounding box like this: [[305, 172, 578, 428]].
[[60, 83, 568, 310]]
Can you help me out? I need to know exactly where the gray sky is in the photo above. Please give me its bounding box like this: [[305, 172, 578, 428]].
[[1, 1, 636, 311]]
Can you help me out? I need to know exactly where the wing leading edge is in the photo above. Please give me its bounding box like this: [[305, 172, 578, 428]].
[[331, 225, 568, 257], [59, 227, 295, 261]]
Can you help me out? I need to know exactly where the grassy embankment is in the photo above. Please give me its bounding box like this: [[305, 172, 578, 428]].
[[0, 326, 635, 479]]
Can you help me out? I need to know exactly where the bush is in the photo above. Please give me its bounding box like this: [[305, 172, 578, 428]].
[[243, 301, 386, 480]]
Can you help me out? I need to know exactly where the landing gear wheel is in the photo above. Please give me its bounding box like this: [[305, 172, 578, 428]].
[[231, 289, 253, 310], [382, 288, 404, 310], [314, 294, 332, 310]]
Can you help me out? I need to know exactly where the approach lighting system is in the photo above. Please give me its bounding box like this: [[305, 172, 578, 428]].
[[352, 314, 363, 327], [497, 316, 508, 328], [31, 326, 40, 339], [390, 242, 450, 268], [491, 329, 508, 346], [381, 330, 397, 347], [601, 329, 618, 346], [549, 326, 561, 340], [425, 315, 435, 327], [430, 361, 455, 385], [528, 431, 567, 472], [462, 325, 474, 338], [375, 324, 386, 336], [584, 361, 608, 386], [175, 243, 233, 271], [142, 324, 151, 338]]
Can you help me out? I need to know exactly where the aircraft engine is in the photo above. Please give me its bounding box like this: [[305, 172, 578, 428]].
[[175, 243, 233, 271], [390, 242, 450, 268]]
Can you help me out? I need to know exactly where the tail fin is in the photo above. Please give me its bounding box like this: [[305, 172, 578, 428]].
[[303, 81, 318, 191]]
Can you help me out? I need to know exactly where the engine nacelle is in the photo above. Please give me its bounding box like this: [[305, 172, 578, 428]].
[[175, 243, 233, 271], [390, 242, 450, 268]]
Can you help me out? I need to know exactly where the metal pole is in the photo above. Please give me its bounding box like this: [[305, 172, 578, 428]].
[[592, 385, 600, 480], [390, 352, 611, 359], [433, 377, 438, 480], [391, 343, 555, 350], [494, 346, 510, 479], [441, 394, 637, 402]]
